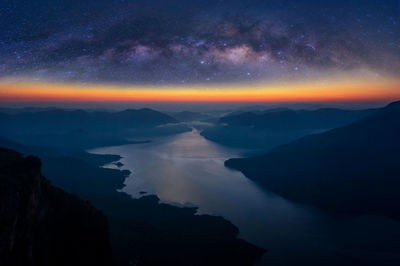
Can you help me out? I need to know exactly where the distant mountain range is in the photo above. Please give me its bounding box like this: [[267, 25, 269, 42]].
[[202, 107, 376, 149], [226, 101, 400, 220], [170, 111, 215, 122], [0, 108, 191, 149], [220, 108, 376, 130]]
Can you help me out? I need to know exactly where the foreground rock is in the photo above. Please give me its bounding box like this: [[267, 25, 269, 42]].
[[0, 148, 111, 266]]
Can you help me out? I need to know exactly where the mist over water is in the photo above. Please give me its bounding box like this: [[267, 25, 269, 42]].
[[91, 129, 400, 266]]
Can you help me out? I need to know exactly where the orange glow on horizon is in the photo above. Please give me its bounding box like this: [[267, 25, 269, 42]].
[[0, 78, 399, 103]]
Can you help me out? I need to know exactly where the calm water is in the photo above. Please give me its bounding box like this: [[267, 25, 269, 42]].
[[91, 129, 400, 266]]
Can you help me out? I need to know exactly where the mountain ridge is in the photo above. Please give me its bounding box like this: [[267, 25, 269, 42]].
[[202, 107, 376, 149], [225, 101, 400, 220], [0, 108, 190, 149]]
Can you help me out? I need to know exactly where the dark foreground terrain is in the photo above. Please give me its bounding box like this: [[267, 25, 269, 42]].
[[0, 148, 111, 266]]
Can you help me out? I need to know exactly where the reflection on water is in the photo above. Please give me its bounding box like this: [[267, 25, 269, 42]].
[[91, 129, 400, 266]]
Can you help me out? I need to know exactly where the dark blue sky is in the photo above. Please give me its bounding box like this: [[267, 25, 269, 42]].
[[1, 0, 399, 85]]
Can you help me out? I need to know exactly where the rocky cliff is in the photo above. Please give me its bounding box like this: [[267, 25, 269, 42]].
[[0, 148, 111, 266]]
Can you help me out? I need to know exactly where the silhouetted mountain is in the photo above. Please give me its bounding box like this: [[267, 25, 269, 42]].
[[0, 108, 190, 149], [0, 139, 266, 265], [0, 148, 111, 266], [226, 101, 400, 220], [202, 107, 376, 149], [113, 108, 178, 126], [221, 108, 375, 130]]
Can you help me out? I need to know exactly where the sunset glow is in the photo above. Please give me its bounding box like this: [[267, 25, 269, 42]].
[[1, 77, 399, 103]]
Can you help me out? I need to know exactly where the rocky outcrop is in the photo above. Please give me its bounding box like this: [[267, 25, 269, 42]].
[[0, 148, 111, 266]]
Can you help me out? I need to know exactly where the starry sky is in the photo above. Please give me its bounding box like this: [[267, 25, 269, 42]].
[[1, 0, 400, 103]]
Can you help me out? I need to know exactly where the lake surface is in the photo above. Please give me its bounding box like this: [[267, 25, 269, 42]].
[[91, 129, 400, 266]]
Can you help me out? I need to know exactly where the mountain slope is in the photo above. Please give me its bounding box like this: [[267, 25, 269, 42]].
[[220, 108, 375, 130], [0, 148, 111, 266], [202, 107, 375, 149], [226, 101, 400, 220], [0, 108, 190, 149]]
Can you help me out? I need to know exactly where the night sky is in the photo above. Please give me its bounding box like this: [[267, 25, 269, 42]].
[[1, 0, 400, 103]]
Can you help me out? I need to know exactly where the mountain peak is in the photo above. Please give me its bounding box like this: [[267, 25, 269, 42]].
[[382, 100, 400, 111]]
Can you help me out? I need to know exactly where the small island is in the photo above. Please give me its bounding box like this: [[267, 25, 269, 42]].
[[114, 161, 124, 168]]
